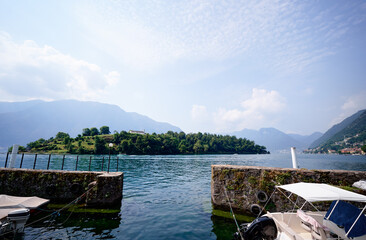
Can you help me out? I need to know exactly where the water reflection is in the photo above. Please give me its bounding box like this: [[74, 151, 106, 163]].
[[1, 153, 365, 239], [25, 210, 122, 239]]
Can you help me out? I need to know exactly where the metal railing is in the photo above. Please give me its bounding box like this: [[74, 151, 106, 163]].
[[2, 153, 121, 172]]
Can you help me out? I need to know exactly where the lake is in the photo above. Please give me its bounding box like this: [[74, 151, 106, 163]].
[[1, 153, 366, 239]]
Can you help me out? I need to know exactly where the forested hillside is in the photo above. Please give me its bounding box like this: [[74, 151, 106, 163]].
[[315, 110, 366, 152], [23, 127, 269, 155], [306, 109, 366, 154], [309, 109, 365, 149]]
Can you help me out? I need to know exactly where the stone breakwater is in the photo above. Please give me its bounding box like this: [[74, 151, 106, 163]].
[[211, 165, 366, 216], [0, 168, 123, 207]]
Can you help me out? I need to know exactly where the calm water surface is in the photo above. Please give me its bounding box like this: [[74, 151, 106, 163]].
[[1, 153, 366, 239]]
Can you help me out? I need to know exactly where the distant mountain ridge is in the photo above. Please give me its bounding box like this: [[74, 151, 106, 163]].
[[231, 128, 322, 152], [308, 109, 366, 151], [0, 100, 181, 150]]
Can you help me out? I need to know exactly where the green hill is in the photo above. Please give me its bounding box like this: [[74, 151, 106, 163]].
[[22, 129, 269, 155], [309, 109, 366, 152], [309, 109, 365, 148]]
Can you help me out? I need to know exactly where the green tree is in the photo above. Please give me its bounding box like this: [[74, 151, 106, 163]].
[[362, 145, 366, 153], [82, 128, 91, 136], [63, 136, 71, 145], [56, 132, 70, 139], [90, 127, 100, 136], [193, 140, 203, 153], [100, 126, 111, 135], [94, 136, 107, 154]]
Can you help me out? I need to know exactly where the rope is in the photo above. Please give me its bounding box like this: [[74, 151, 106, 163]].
[[224, 187, 244, 240], [0, 184, 97, 238]]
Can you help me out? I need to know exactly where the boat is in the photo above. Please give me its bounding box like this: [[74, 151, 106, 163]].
[[234, 182, 366, 240], [0, 195, 49, 235]]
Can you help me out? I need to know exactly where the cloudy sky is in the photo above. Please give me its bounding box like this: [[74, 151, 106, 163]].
[[1, 0, 366, 135]]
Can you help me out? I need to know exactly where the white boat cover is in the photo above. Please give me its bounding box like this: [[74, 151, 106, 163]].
[[353, 180, 366, 191], [0, 195, 49, 220], [277, 182, 366, 203]]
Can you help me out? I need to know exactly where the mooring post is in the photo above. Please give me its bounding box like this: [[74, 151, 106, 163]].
[[47, 154, 51, 170], [101, 157, 105, 171], [89, 156, 92, 171], [4, 152, 9, 167], [9, 144, 19, 168], [61, 155, 65, 170], [20, 153, 24, 168], [291, 147, 298, 169], [75, 155, 79, 171], [33, 154, 38, 169]]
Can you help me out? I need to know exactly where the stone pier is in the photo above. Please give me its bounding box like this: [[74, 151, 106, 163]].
[[211, 165, 366, 216], [0, 168, 123, 207]]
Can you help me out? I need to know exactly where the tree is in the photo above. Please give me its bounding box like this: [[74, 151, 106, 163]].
[[90, 127, 99, 136], [56, 132, 70, 139], [82, 128, 91, 136], [94, 136, 107, 154], [100, 126, 111, 135], [193, 140, 203, 153], [63, 136, 71, 145], [362, 145, 366, 153]]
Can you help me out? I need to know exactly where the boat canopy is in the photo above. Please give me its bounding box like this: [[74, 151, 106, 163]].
[[0, 195, 49, 219], [277, 182, 366, 203]]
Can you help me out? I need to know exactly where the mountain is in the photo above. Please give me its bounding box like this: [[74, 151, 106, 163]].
[[288, 132, 323, 147], [309, 109, 366, 149], [309, 109, 366, 151], [0, 100, 181, 150], [0, 100, 44, 113], [231, 128, 320, 152]]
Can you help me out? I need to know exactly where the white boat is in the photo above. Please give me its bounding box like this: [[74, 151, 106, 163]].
[[234, 182, 366, 240], [0, 195, 49, 235]]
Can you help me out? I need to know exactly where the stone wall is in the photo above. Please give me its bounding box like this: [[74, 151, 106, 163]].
[[211, 165, 366, 216], [0, 168, 123, 207]]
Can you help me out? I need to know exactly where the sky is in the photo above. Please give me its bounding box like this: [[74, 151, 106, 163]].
[[0, 0, 366, 135]]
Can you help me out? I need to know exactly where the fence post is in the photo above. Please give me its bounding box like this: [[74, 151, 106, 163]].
[[101, 157, 105, 171], [47, 154, 51, 170], [75, 155, 79, 171], [89, 156, 92, 171], [61, 155, 65, 170], [4, 152, 9, 168], [108, 155, 111, 173], [116, 156, 119, 172], [33, 154, 38, 169], [20, 153, 25, 168]]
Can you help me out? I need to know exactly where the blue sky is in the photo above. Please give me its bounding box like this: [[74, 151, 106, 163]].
[[0, 0, 366, 135]]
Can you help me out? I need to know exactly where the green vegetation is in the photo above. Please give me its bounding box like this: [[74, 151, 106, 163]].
[[47, 204, 120, 214], [307, 110, 366, 154], [211, 209, 255, 222], [23, 127, 269, 155]]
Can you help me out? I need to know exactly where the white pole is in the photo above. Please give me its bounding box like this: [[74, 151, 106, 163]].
[[9, 144, 19, 168], [291, 147, 298, 169]]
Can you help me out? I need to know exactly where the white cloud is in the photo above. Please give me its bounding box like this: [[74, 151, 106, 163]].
[[214, 88, 286, 132], [78, 0, 365, 74], [341, 92, 366, 112], [241, 88, 286, 113], [0, 32, 120, 101]]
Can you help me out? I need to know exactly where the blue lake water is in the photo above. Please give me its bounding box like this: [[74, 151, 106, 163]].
[[1, 153, 366, 239]]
